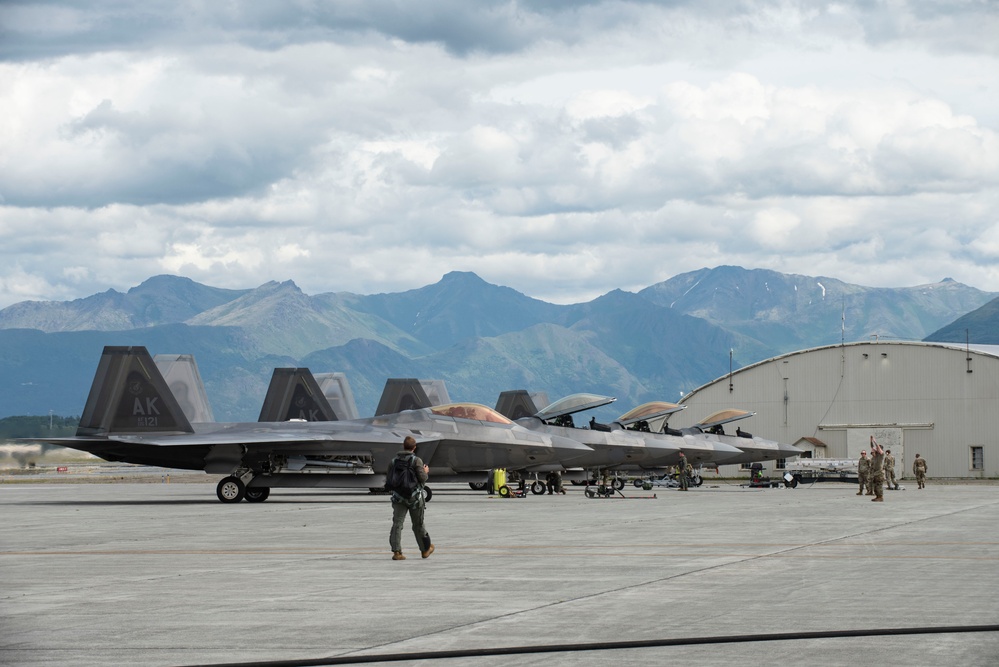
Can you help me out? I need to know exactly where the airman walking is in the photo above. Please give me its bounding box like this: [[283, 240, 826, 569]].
[[884, 448, 899, 490], [913, 454, 928, 489]]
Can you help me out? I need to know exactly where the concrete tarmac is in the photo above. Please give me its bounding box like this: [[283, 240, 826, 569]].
[[2, 478, 999, 666]]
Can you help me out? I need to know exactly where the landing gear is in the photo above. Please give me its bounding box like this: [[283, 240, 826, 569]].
[[530, 481, 546, 495], [216, 476, 245, 503], [244, 487, 270, 503]]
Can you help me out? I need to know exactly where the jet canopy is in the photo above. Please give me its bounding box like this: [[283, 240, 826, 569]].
[[695, 409, 756, 429], [535, 393, 616, 421], [430, 403, 513, 425], [617, 401, 686, 426]]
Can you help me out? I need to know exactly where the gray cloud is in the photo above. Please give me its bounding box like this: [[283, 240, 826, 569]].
[[0, 0, 996, 309]]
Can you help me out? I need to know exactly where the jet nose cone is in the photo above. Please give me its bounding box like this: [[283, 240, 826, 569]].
[[551, 434, 592, 464]]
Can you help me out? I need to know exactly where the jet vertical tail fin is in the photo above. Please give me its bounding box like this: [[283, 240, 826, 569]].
[[374, 379, 434, 416], [77, 346, 195, 436], [313, 372, 360, 421], [154, 353, 215, 423], [495, 390, 540, 420], [258, 368, 339, 422]]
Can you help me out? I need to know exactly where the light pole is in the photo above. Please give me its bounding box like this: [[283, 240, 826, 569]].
[[728, 349, 733, 393]]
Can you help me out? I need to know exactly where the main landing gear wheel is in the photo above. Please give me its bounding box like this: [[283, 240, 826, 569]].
[[469, 481, 487, 491], [613, 479, 625, 491], [216, 476, 245, 503], [530, 481, 546, 495], [244, 487, 270, 503]]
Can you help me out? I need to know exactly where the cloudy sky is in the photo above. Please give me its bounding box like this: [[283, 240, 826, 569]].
[[1, 1, 997, 309]]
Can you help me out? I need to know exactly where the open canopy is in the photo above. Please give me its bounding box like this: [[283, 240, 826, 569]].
[[535, 393, 616, 420], [695, 408, 755, 428], [617, 401, 686, 426]]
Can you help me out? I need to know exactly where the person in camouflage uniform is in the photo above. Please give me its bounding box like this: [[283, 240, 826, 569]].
[[857, 450, 870, 496], [868, 436, 885, 502], [677, 451, 689, 491], [884, 448, 899, 490], [913, 454, 928, 489]]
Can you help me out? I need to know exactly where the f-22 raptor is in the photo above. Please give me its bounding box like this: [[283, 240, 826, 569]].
[[25, 347, 590, 503]]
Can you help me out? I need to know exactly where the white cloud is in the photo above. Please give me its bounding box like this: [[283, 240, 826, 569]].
[[0, 1, 997, 308]]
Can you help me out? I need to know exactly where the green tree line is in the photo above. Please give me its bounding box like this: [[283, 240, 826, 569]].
[[0, 415, 79, 439]]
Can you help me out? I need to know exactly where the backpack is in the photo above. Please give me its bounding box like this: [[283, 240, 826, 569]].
[[386, 453, 420, 500]]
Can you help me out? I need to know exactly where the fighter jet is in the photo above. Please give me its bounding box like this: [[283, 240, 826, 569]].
[[496, 391, 685, 479], [616, 401, 745, 466], [25, 347, 590, 503], [679, 408, 804, 465]]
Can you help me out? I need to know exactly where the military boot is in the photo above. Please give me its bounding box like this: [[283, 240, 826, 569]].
[[392, 551, 406, 560], [420, 533, 434, 559]]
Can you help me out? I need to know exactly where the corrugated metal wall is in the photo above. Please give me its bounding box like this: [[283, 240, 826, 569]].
[[674, 341, 999, 479]]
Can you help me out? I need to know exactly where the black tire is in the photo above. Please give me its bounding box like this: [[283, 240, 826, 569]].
[[633, 479, 643, 488], [691, 474, 703, 487], [422, 486, 433, 502], [584, 486, 596, 498], [612, 479, 625, 491], [530, 481, 546, 495], [216, 476, 245, 503], [244, 487, 270, 503], [469, 481, 487, 491], [498, 485, 512, 498]]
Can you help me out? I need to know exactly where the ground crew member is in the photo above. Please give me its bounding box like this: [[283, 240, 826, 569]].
[[545, 470, 565, 495], [857, 450, 870, 496], [677, 452, 689, 491], [869, 436, 885, 502], [913, 454, 928, 489], [884, 448, 899, 490]]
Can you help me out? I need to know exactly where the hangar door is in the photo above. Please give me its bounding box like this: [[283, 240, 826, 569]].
[[846, 428, 904, 480]]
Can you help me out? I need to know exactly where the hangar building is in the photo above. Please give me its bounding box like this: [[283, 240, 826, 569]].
[[673, 340, 999, 480]]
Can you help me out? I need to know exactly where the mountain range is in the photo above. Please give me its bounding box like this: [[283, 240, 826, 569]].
[[2, 267, 996, 422]]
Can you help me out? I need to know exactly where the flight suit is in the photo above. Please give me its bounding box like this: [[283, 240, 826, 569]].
[[677, 454, 689, 490], [389, 451, 432, 557]]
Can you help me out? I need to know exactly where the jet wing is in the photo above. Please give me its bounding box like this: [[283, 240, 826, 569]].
[[106, 428, 436, 448]]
